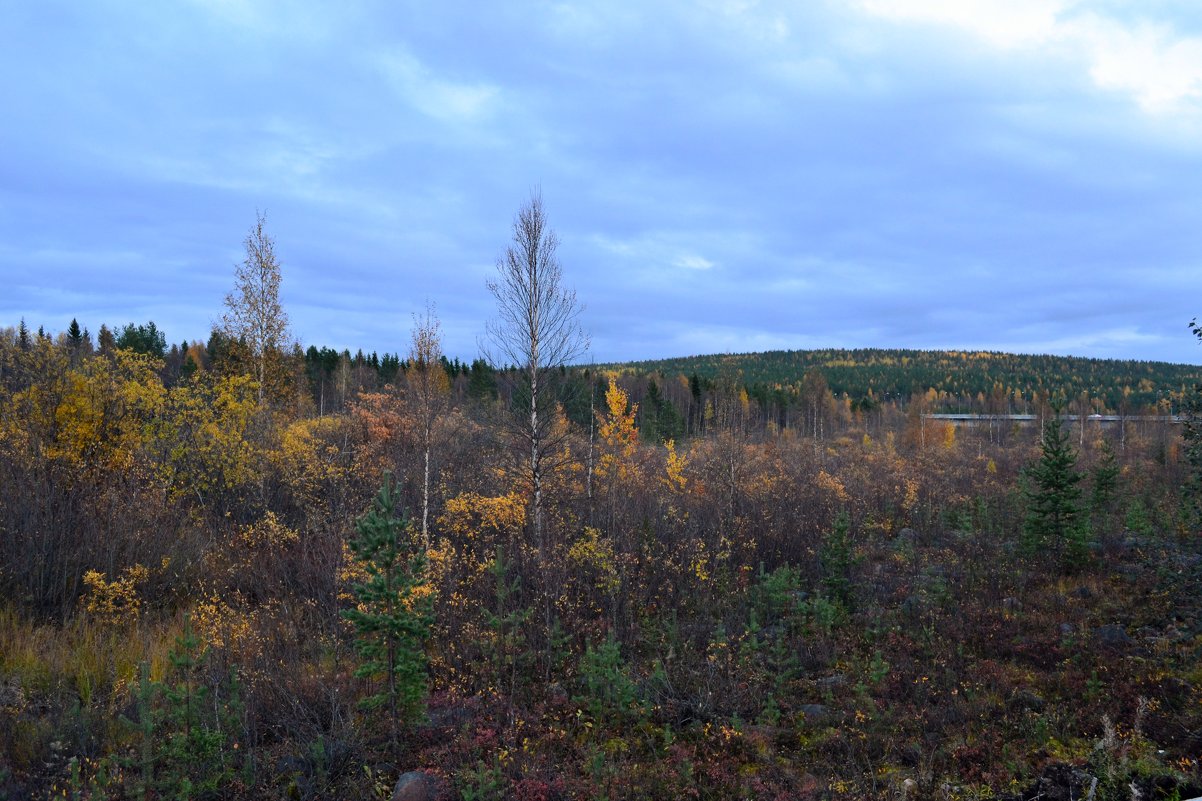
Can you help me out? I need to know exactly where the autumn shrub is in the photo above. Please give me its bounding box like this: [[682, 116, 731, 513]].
[[82, 563, 148, 628]]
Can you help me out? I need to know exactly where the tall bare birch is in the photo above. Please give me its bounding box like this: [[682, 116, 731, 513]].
[[222, 212, 290, 403], [482, 193, 588, 565], [408, 302, 448, 546]]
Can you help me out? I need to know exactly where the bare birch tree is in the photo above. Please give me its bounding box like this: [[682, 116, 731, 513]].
[[408, 301, 448, 546], [222, 211, 290, 403], [483, 193, 588, 563]]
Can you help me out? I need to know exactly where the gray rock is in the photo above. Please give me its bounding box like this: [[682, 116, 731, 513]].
[[393, 771, 439, 801], [816, 673, 847, 689], [1009, 690, 1046, 712], [1032, 763, 1096, 801], [1094, 624, 1133, 648], [1059, 622, 1074, 637], [427, 703, 476, 729], [798, 703, 832, 723]]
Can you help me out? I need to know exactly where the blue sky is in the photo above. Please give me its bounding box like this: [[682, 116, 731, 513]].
[[3, 0, 1201, 364]]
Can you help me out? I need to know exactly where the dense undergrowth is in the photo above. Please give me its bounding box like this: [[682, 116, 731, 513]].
[[1, 330, 1200, 800]]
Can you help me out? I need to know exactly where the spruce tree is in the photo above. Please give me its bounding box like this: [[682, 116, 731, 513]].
[[820, 510, 854, 609], [1090, 440, 1121, 537], [342, 475, 433, 747], [97, 323, 116, 355], [66, 318, 84, 349], [1023, 409, 1087, 569]]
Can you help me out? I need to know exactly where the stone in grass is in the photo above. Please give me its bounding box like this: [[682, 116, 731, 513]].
[[797, 704, 832, 723], [392, 771, 443, 801], [1093, 624, 1133, 649]]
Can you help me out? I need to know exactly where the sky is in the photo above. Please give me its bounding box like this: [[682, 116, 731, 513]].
[[2, 0, 1201, 365]]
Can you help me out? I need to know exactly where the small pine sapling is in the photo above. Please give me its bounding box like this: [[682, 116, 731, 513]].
[[819, 511, 854, 609], [1023, 407, 1088, 570], [342, 475, 434, 747]]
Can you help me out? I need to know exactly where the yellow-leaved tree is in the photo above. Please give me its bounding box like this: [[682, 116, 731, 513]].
[[149, 374, 260, 510], [595, 378, 640, 487], [221, 212, 293, 406]]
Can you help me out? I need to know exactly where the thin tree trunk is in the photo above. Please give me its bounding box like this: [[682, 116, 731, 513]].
[[422, 440, 430, 547], [587, 383, 595, 525]]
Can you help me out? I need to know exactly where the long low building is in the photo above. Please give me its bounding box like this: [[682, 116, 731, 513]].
[[921, 413, 1182, 426]]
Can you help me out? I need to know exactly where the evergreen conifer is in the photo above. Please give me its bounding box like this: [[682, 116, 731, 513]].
[[342, 475, 433, 746], [1023, 408, 1087, 569]]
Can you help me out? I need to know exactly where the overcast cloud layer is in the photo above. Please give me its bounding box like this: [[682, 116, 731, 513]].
[[3, 0, 1201, 364]]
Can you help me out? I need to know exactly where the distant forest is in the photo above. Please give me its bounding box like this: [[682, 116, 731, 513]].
[[609, 348, 1202, 417], [13, 320, 1200, 446]]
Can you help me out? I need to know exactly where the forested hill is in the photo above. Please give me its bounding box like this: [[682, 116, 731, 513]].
[[608, 348, 1202, 411]]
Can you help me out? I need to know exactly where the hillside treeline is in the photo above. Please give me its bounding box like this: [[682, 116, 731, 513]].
[[614, 348, 1201, 424], [1, 319, 1201, 800]]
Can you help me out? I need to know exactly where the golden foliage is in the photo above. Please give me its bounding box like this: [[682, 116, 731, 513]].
[[192, 590, 253, 652], [9, 349, 166, 472], [567, 527, 619, 593], [941, 421, 957, 450], [82, 565, 148, 628], [150, 373, 260, 501], [901, 478, 920, 513], [815, 469, 850, 504], [662, 438, 688, 492], [595, 378, 639, 484], [233, 510, 299, 551], [272, 415, 354, 516], [438, 492, 527, 544], [338, 539, 369, 605]]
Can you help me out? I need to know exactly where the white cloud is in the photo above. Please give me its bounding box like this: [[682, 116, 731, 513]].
[[854, 0, 1071, 48], [588, 234, 720, 273], [664, 324, 810, 356], [375, 50, 499, 124], [987, 325, 1165, 357], [854, 0, 1202, 112], [182, 0, 335, 42], [1074, 15, 1202, 111], [674, 254, 715, 270]]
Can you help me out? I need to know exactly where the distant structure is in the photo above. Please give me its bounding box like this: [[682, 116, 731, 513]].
[[921, 413, 1181, 428]]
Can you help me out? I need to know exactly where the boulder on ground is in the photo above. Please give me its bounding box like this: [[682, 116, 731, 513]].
[[1093, 624, 1132, 648], [393, 771, 443, 801]]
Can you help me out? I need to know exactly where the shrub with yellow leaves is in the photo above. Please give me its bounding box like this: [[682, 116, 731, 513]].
[[567, 527, 620, 594], [82, 564, 148, 627]]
